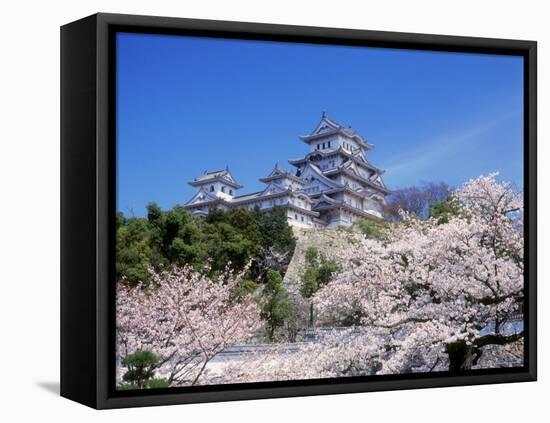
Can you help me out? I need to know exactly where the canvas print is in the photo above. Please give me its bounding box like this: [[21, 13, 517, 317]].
[[115, 33, 525, 390]]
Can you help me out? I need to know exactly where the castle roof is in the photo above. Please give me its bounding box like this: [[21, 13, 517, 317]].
[[306, 186, 372, 200], [188, 168, 243, 189], [324, 166, 390, 194], [311, 200, 384, 221], [288, 146, 383, 174], [184, 186, 220, 206], [300, 113, 374, 149], [229, 183, 309, 205], [299, 162, 344, 190], [259, 164, 304, 184]]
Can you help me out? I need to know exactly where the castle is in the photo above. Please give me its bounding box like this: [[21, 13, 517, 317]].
[[184, 114, 390, 228]]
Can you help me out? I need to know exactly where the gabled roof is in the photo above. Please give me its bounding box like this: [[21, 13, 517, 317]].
[[294, 192, 314, 204], [231, 191, 263, 202], [231, 183, 292, 204], [184, 187, 220, 206], [188, 167, 243, 189], [368, 173, 388, 190], [338, 158, 380, 179], [313, 193, 340, 207], [310, 113, 342, 135], [260, 182, 289, 196], [288, 147, 383, 174], [299, 113, 374, 149], [310, 197, 384, 221], [298, 162, 344, 190], [340, 158, 357, 173], [259, 164, 304, 184], [324, 166, 391, 195]]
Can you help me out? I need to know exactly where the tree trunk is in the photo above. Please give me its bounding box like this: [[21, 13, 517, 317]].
[[446, 341, 477, 372], [269, 323, 275, 341], [191, 357, 210, 386]]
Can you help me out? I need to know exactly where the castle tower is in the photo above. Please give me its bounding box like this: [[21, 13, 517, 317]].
[[183, 114, 390, 227], [188, 167, 242, 199], [288, 113, 389, 226]]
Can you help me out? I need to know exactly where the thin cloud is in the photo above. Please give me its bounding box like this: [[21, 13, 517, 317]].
[[382, 110, 521, 186]]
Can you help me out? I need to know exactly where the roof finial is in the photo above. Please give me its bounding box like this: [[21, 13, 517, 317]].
[[322, 111, 326, 118]]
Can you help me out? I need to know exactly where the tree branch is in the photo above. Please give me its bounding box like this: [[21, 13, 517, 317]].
[[475, 331, 524, 348]]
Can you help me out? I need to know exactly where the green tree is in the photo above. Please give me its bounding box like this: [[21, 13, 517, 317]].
[[202, 208, 261, 276], [429, 196, 462, 224], [145, 378, 169, 389], [249, 207, 297, 283], [261, 270, 291, 341], [255, 206, 296, 255], [355, 219, 390, 240], [121, 350, 160, 389], [317, 257, 340, 286], [116, 217, 153, 285], [116, 205, 296, 286], [233, 279, 260, 300], [146, 202, 162, 223], [300, 247, 339, 326]]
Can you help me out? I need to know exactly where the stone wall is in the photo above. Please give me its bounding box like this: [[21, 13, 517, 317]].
[[282, 226, 357, 295]]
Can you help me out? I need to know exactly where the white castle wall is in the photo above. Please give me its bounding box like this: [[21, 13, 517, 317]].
[[286, 209, 315, 228]]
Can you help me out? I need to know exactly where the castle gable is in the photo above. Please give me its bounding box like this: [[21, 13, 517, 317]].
[[185, 187, 219, 205], [266, 164, 287, 178], [189, 168, 242, 188], [311, 114, 341, 136], [312, 194, 340, 209], [261, 182, 288, 196], [299, 163, 342, 194], [369, 174, 387, 189]]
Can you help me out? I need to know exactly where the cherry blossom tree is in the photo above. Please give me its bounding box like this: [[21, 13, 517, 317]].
[[314, 173, 524, 374], [117, 174, 524, 386], [216, 174, 524, 384], [116, 266, 261, 387]]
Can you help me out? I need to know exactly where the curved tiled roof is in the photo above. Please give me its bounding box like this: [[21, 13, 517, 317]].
[[299, 114, 373, 149], [188, 168, 243, 189]]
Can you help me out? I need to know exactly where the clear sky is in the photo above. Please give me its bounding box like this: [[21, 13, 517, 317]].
[[116, 32, 524, 216]]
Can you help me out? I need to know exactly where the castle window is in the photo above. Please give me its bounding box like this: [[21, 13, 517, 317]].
[[221, 186, 225, 193], [210, 185, 214, 192], [322, 142, 326, 149], [301, 216, 304, 222], [295, 214, 298, 220], [229, 189, 233, 195], [328, 141, 331, 148]]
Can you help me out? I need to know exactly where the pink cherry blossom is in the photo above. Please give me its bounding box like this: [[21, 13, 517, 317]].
[[116, 265, 261, 386], [213, 174, 524, 382], [117, 174, 524, 386]]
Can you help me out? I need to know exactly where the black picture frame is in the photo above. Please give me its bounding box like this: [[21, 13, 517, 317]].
[[60, 12, 537, 409]]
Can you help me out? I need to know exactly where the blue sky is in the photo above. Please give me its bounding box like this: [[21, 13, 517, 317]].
[[116, 32, 524, 216]]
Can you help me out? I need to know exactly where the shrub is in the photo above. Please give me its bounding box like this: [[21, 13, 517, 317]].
[[121, 350, 160, 389], [355, 219, 389, 240]]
